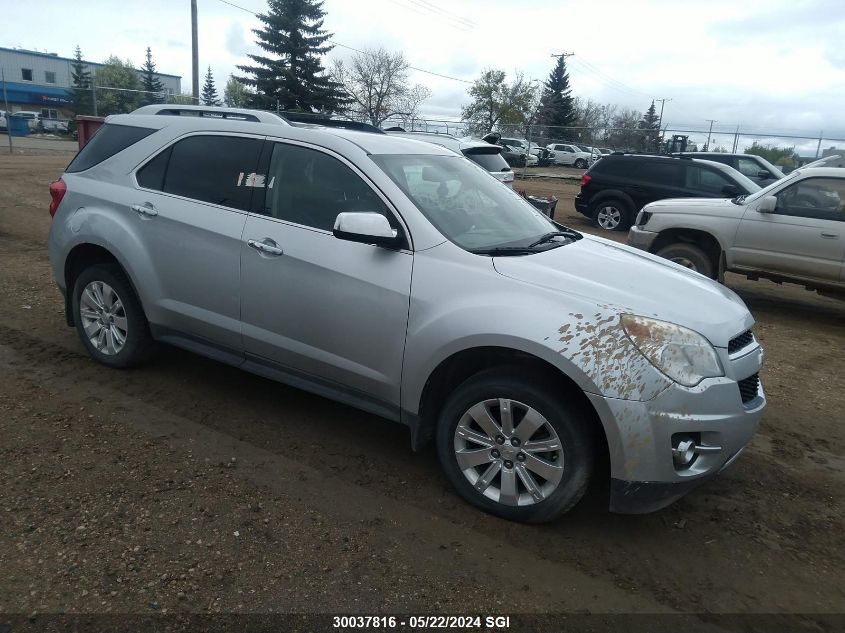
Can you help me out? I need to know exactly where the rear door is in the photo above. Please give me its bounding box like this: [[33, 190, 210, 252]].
[[132, 133, 263, 350], [733, 176, 845, 282], [239, 140, 413, 411], [628, 159, 684, 209]]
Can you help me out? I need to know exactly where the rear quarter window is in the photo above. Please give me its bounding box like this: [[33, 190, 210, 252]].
[[465, 151, 510, 172], [66, 124, 156, 173]]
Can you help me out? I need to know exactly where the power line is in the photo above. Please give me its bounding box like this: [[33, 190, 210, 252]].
[[212, 0, 473, 83]]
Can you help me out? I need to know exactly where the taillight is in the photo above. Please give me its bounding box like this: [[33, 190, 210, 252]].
[[49, 178, 66, 217], [580, 174, 592, 187]]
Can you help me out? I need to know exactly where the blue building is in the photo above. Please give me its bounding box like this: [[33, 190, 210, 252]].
[[1, 46, 181, 122]]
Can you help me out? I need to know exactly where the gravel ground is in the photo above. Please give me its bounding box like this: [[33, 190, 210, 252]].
[[0, 153, 843, 632]]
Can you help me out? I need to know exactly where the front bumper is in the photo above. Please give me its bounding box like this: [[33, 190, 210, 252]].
[[586, 345, 765, 513], [627, 225, 659, 251]]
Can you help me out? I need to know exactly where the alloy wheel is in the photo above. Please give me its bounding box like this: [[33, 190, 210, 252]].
[[79, 281, 128, 356], [453, 398, 564, 506], [596, 205, 622, 229], [669, 256, 699, 271]]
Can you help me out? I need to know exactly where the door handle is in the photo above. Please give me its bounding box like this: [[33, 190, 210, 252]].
[[247, 238, 284, 256], [130, 203, 158, 217], [820, 231, 839, 239]]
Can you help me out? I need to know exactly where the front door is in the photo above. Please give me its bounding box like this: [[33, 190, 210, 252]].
[[240, 140, 413, 411], [732, 176, 845, 282]]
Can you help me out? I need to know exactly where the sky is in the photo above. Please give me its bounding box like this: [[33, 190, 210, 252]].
[[3, 0, 844, 153]]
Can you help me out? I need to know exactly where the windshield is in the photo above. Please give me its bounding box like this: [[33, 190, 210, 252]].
[[743, 169, 802, 203], [372, 154, 564, 251]]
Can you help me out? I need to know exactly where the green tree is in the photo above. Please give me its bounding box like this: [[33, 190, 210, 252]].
[[140, 47, 165, 106], [637, 100, 660, 151], [235, 0, 347, 112], [201, 66, 221, 106], [537, 55, 575, 130], [223, 75, 251, 107], [460, 69, 538, 137], [95, 56, 142, 116], [69, 45, 93, 117], [745, 141, 798, 169]]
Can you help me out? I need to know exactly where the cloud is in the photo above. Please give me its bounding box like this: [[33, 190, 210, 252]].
[[225, 21, 250, 57]]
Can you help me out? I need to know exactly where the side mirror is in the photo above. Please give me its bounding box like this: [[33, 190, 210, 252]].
[[333, 212, 401, 248], [757, 195, 777, 213], [757, 170, 771, 180], [722, 184, 740, 197]]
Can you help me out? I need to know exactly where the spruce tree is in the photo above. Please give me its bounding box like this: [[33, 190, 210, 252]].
[[537, 56, 575, 131], [201, 66, 221, 106], [235, 0, 347, 112], [638, 100, 660, 151], [70, 45, 93, 116], [140, 47, 165, 106]]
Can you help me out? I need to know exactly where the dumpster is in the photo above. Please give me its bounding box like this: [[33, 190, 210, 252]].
[[8, 116, 30, 137], [76, 115, 105, 149]]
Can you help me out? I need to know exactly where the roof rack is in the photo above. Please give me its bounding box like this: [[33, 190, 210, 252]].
[[280, 111, 384, 134], [131, 104, 289, 125]]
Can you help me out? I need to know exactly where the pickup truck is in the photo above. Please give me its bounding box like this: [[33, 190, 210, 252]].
[[627, 158, 845, 300]]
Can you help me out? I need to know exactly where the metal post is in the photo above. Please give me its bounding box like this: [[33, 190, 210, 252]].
[[2, 67, 12, 154], [705, 119, 717, 151], [815, 131, 823, 158], [731, 125, 739, 153], [191, 0, 200, 105], [92, 71, 98, 116]]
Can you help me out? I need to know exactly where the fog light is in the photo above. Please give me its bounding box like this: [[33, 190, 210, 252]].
[[673, 437, 697, 467]]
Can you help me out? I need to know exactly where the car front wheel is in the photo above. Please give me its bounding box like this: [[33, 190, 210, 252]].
[[574, 158, 587, 169], [437, 368, 594, 523], [656, 243, 716, 279]]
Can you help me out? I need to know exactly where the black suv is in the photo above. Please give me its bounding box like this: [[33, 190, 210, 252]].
[[670, 152, 784, 186], [574, 154, 760, 230]]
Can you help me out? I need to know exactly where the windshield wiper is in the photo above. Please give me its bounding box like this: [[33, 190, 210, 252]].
[[731, 194, 748, 205], [528, 230, 579, 247], [469, 246, 537, 256]]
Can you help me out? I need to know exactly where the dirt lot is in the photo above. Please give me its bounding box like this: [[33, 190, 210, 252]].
[[1, 154, 843, 630]]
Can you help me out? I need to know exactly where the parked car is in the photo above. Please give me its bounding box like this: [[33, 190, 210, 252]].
[[10, 110, 68, 134], [0, 110, 7, 131], [498, 143, 529, 167], [386, 130, 514, 187], [672, 152, 784, 187], [628, 166, 845, 298], [546, 143, 593, 168], [47, 107, 764, 522], [575, 154, 760, 231]]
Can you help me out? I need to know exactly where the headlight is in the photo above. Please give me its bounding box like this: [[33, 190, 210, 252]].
[[620, 314, 723, 387]]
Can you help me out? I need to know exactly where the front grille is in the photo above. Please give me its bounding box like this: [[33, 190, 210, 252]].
[[738, 373, 760, 404], [728, 329, 754, 354]]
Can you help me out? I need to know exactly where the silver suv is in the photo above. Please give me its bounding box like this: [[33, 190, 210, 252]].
[[48, 107, 765, 522], [629, 163, 845, 299]]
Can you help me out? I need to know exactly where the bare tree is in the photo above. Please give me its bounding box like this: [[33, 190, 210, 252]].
[[332, 47, 431, 127]]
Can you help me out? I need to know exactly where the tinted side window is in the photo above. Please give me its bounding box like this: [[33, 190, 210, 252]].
[[774, 177, 845, 221], [67, 124, 156, 173], [263, 143, 389, 231], [162, 135, 262, 210], [737, 157, 764, 178], [137, 146, 172, 191], [466, 151, 510, 172], [636, 160, 681, 184], [685, 165, 732, 194], [595, 158, 635, 178]]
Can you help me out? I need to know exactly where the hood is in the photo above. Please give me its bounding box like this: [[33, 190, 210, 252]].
[[493, 235, 753, 347], [644, 197, 746, 218]]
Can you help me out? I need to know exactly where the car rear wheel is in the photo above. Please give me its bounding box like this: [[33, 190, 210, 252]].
[[436, 368, 594, 523], [656, 243, 716, 279], [72, 264, 153, 368], [574, 158, 587, 169], [592, 198, 632, 231]]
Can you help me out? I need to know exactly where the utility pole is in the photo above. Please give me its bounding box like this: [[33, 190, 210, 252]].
[[2, 66, 12, 154], [191, 0, 199, 105], [815, 131, 824, 158], [654, 97, 671, 132], [704, 119, 717, 151]]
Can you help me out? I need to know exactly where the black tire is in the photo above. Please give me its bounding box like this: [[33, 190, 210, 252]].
[[436, 367, 594, 523], [574, 158, 587, 169], [656, 243, 716, 279], [71, 263, 153, 368], [590, 197, 632, 231]]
